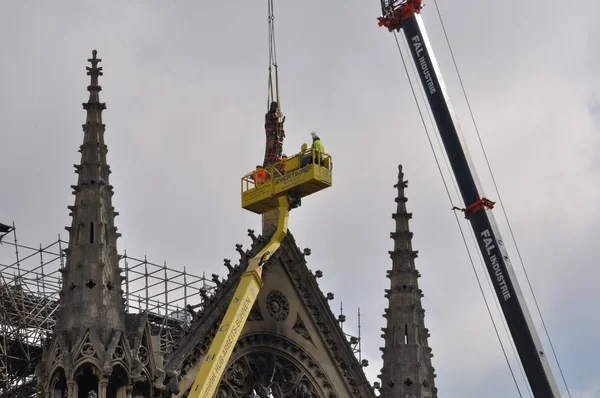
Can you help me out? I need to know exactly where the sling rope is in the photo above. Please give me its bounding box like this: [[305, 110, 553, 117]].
[[392, 31, 525, 398], [431, 1, 571, 395], [267, 0, 281, 111]]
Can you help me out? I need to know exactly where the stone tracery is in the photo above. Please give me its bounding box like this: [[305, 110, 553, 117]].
[[266, 290, 289, 322], [218, 350, 322, 398]]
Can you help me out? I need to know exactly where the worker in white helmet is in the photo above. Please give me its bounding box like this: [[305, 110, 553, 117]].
[[310, 132, 325, 164]]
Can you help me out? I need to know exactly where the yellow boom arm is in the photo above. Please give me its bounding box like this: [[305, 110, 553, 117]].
[[187, 195, 291, 398]]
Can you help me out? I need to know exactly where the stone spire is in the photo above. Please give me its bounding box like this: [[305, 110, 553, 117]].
[[56, 49, 125, 339], [378, 165, 437, 398], [35, 50, 164, 398]]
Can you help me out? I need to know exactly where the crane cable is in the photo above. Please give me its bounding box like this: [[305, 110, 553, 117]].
[[398, 33, 533, 397], [267, 0, 281, 111], [392, 31, 525, 398], [430, 1, 572, 396]]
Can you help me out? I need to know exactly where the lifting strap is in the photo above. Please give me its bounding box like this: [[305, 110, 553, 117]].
[[267, 0, 281, 111]]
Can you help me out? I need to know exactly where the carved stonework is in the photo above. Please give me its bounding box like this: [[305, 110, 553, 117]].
[[113, 344, 125, 361], [293, 313, 314, 344], [138, 345, 149, 366], [164, 240, 262, 393], [53, 346, 64, 364], [279, 245, 367, 397], [247, 302, 264, 322], [217, 351, 321, 398], [75, 335, 99, 363], [82, 342, 95, 357], [163, 238, 374, 398], [266, 290, 289, 322]]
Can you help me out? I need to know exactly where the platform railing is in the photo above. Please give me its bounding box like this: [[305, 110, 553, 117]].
[[241, 147, 332, 193]]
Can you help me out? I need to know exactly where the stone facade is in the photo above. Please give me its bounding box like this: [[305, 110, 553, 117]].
[[163, 232, 375, 398], [34, 51, 378, 398]]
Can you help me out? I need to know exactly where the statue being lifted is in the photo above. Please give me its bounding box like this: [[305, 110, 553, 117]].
[[263, 101, 285, 167]]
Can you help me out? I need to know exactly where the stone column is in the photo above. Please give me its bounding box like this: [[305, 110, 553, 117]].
[[99, 379, 108, 398], [67, 381, 75, 398]]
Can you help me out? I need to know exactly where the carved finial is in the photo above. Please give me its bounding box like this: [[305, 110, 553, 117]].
[[326, 292, 334, 300], [211, 274, 223, 289], [199, 288, 209, 303], [303, 248, 311, 256], [247, 229, 257, 244], [82, 49, 106, 125], [235, 244, 246, 259], [393, 164, 409, 190], [86, 50, 103, 85], [87, 50, 102, 73], [223, 259, 235, 275], [186, 304, 196, 321], [314, 270, 323, 278]]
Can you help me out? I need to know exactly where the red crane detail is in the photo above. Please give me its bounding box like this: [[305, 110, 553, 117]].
[[378, 0, 423, 32]]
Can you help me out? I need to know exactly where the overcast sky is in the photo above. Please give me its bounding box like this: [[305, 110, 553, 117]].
[[1, 1, 599, 397]]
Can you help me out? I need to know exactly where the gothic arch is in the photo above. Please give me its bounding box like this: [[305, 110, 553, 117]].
[[107, 364, 129, 398], [215, 333, 336, 398], [73, 357, 103, 377], [132, 378, 152, 398], [131, 368, 153, 397], [74, 363, 99, 398], [49, 367, 67, 398]]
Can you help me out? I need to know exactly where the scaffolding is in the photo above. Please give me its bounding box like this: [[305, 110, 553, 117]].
[[0, 227, 367, 396], [0, 227, 217, 396], [338, 302, 366, 366]]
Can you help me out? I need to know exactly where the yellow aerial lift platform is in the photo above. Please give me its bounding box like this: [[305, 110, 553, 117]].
[[188, 144, 332, 398], [241, 145, 333, 214]]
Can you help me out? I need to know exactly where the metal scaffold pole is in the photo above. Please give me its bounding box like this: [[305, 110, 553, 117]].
[[0, 234, 219, 395]]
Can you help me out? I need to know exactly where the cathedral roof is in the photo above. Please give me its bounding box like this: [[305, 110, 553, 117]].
[[163, 230, 376, 397]]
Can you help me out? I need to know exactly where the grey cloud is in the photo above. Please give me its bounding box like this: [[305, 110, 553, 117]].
[[0, 1, 598, 397]]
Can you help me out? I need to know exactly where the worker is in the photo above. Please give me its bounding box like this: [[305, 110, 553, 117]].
[[278, 153, 288, 174], [252, 165, 267, 185], [301, 131, 326, 167], [311, 132, 325, 164]]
